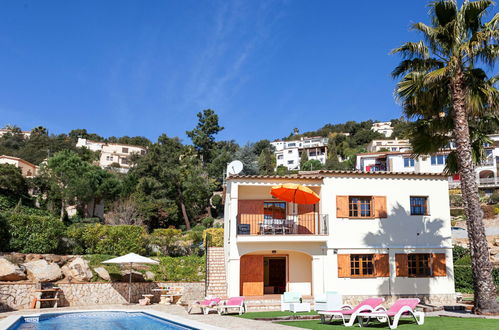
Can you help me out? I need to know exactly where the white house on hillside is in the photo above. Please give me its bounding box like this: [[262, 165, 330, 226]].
[[223, 171, 455, 305], [356, 134, 499, 191], [367, 138, 411, 152], [371, 122, 394, 138], [76, 138, 146, 173], [271, 137, 328, 170]]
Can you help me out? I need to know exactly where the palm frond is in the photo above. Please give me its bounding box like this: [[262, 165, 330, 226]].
[[391, 58, 444, 77], [390, 41, 430, 59], [462, 0, 494, 33], [424, 66, 450, 84], [429, 0, 458, 27]]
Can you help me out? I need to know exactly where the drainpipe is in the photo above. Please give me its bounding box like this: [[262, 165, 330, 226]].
[[204, 233, 210, 297]]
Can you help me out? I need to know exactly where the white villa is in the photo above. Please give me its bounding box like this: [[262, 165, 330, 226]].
[[371, 122, 394, 138], [223, 170, 455, 305], [366, 138, 411, 153], [76, 138, 147, 173], [357, 134, 499, 191], [271, 137, 328, 170]]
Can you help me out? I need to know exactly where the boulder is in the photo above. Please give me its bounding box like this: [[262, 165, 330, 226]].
[[94, 267, 111, 281], [0, 257, 26, 281], [145, 271, 155, 281], [23, 259, 63, 282], [63, 257, 92, 282], [494, 238, 499, 247], [121, 270, 145, 282]]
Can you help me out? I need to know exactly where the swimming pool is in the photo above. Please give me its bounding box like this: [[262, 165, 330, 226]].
[[3, 310, 218, 330]]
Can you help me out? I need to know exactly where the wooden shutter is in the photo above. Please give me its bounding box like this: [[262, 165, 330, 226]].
[[374, 254, 390, 277], [298, 203, 316, 234], [238, 200, 264, 234], [432, 253, 447, 276], [395, 254, 408, 277], [373, 196, 387, 218], [337, 254, 350, 278], [240, 255, 264, 296], [336, 196, 349, 218]]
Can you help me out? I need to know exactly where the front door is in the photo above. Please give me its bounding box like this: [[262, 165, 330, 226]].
[[266, 257, 286, 294], [240, 255, 264, 296]]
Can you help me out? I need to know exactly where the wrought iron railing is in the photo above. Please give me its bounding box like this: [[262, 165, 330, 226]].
[[236, 214, 328, 235]]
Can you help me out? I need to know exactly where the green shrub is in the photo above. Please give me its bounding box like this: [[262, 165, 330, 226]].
[[0, 213, 9, 251], [490, 192, 499, 204], [149, 228, 183, 256], [450, 208, 465, 217], [83, 254, 123, 282], [453, 245, 470, 262], [449, 194, 463, 207], [454, 265, 499, 293], [4, 212, 65, 253], [66, 224, 146, 255], [203, 228, 224, 247], [201, 216, 214, 228], [0, 194, 16, 211], [150, 256, 205, 281], [481, 205, 495, 219], [495, 206, 499, 215]]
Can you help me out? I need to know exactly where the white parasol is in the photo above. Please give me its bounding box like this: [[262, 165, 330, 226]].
[[102, 253, 159, 304]]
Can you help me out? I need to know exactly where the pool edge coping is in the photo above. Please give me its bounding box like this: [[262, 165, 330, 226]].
[[0, 309, 225, 330]]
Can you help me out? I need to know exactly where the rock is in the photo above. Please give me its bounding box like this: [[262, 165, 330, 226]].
[[494, 238, 499, 247], [64, 257, 93, 282], [94, 267, 111, 281], [23, 259, 63, 282], [0, 257, 26, 281], [120, 270, 145, 282], [145, 271, 155, 281]]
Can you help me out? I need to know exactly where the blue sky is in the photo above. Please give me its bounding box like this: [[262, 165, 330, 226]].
[[0, 1, 489, 144]]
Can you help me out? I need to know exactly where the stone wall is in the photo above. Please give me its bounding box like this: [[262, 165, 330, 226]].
[[0, 281, 204, 312]]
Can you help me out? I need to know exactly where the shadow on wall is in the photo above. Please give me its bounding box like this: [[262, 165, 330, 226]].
[[363, 203, 452, 302]]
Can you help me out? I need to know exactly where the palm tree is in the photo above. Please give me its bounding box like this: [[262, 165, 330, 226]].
[[392, 0, 498, 313]]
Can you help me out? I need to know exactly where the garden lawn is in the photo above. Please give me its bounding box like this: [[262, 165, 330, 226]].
[[275, 317, 499, 329], [235, 311, 319, 319]]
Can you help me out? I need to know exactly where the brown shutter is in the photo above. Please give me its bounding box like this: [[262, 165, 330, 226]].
[[240, 255, 264, 296], [298, 203, 316, 234], [238, 200, 264, 234], [373, 196, 387, 218], [395, 254, 408, 277], [337, 254, 350, 278], [374, 254, 390, 277], [432, 253, 447, 276], [336, 196, 349, 218]]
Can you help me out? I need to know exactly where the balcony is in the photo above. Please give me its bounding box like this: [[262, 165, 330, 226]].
[[237, 214, 328, 236], [478, 177, 499, 187]]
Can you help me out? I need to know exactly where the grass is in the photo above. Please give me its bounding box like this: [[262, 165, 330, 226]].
[[275, 317, 499, 329], [235, 311, 319, 319]]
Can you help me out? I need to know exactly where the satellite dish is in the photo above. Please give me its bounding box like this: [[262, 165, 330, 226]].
[[227, 160, 243, 176]]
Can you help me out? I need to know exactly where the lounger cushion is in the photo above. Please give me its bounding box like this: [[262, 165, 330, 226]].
[[283, 292, 301, 303]]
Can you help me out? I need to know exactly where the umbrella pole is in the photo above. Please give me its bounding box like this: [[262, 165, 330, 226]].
[[129, 262, 132, 304]]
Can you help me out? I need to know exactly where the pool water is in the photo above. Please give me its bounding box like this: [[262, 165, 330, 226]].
[[11, 311, 198, 330]]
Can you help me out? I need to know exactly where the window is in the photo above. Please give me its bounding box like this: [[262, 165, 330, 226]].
[[391, 147, 397, 151], [287, 160, 294, 164], [350, 254, 374, 276], [277, 155, 283, 160], [287, 143, 296, 147], [349, 196, 372, 218], [410, 196, 428, 215], [140, 150, 146, 155], [122, 147, 129, 153], [106, 155, 113, 161], [309, 151, 317, 156], [403, 157, 415, 167], [408, 254, 431, 277], [121, 158, 129, 165], [264, 202, 286, 220], [288, 150, 293, 154], [431, 154, 447, 165]]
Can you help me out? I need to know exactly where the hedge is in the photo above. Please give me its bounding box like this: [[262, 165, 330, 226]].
[[149, 255, 205, 281], [66, 224, 146, 255], [203, 228, 224, 247], [454, 265, 499, 293], [3, 212, 65, 253]]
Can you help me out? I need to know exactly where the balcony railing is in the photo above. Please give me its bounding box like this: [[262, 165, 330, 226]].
[[237, 214, 328, 236], [478, 177, 499, 186]]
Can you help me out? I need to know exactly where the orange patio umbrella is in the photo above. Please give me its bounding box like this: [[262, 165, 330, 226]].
[[270, 183, 320, 205]]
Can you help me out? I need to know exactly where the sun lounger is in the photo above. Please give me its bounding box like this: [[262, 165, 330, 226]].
[[217, 297, 246, 315], [318, 297, 384, 327], [187, 297, 221, 314], [356, 298, 424, 329], [281, 292, 302, 311]]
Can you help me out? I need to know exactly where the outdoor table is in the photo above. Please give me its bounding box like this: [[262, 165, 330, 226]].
[[289, 302, 311, 313]]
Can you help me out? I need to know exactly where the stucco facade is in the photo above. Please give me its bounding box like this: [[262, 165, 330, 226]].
[[223, 171, 455, 304], [0, 155, 38, 177]]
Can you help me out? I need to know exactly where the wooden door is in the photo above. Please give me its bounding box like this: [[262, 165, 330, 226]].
[[240, 255, 264, 296], [298, 203, 317, 234]]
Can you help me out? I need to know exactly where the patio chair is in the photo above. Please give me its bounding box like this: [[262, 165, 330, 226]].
[[314, 291, 343, 311], [260, 219, 274, 235], [356, 298, 424, 329], [217, 296, 246, 315], [318, 297, 384, 327], [281, 292, 302, 311], [187, 297, 221, 314]]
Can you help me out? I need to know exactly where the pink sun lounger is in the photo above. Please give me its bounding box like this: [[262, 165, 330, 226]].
[[217, 296, 246, 315], [356, 298, 424, 329], [318, 297, 385, 326], [187, 297, 221, 314]]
